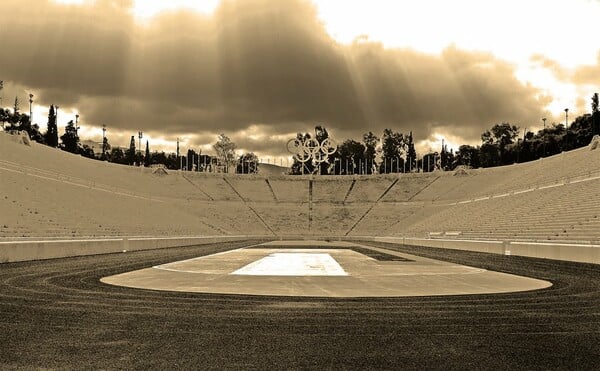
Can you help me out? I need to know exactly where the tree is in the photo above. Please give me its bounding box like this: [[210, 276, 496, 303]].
[[314, 125, 329, 143], [186, 149, 198, 171], [198, 154, 212, 171], [126, 136, 136, 165], [109, 147, 125, 164], [145, 140, 150, 167], [45, 105, 59, 147], [290, 131, 315, 175], [406, 131, 417, 172], [28, 123, 45, 144], [592, 93, 600, 135], [314, 125, 333, 175], [80, 145, 95, 159], [422, 153, 437, 172], [60, 120, 80, 154], [481, 122, 519, 165], [101, 136, 111, 160], [13, 96, 19, 116], [363, 131, 379, 174], [454, 145, 480, 168], [213, 133, 237, 172], [379, 128, 404, 173], [479, 143, 501, 168], [334, 139, 366, 175], [237, 152, 259, 174], [440, 144, 455, 170], [0, 108, 9, 129]]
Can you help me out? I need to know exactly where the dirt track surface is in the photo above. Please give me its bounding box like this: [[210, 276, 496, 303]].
[[0, 240, 598, 370]]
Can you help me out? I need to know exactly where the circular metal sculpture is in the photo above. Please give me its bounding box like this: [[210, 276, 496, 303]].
[[286, 137, 337, 164]]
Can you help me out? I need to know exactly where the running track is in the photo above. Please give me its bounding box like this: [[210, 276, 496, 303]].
[[0, 240, 598, 370]]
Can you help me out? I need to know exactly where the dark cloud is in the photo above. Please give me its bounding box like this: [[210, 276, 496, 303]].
[[0, 0, 546, 152]]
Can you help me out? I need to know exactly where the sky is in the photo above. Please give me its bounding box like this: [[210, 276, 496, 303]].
[[1, 0, 599, 160]]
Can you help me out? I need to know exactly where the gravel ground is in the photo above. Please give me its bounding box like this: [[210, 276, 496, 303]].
[[0, 239, 598, 370]]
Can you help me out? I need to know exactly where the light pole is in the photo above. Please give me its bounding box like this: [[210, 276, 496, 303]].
[[542, 117, 546, 130], [28, 93, 33, 127]]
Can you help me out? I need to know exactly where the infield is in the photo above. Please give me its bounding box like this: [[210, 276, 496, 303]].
[[101, 240, 551, 297]]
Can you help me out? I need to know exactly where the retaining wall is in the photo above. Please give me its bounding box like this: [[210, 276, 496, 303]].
[[0, 236, 266, 263], [1, 235, 598, 264], [350, 236, 599, 264]]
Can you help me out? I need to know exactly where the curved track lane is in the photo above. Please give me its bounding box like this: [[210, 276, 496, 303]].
[[0, 240, 599, 370]]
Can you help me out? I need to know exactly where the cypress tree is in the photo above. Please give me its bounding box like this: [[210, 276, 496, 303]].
[[127, 136, 136, 165], [45, 105, 58, 147], [145, 140, 150, 167], [592, 93, 599, 135], [406, 131, 417, 172]]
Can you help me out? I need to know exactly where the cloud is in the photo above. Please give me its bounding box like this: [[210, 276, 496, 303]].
[[572, 52, 600, 85], [0, 0, 546, 153], [531, 54, 571, 81]]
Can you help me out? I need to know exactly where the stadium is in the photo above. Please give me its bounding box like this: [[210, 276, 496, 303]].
[[1, 130, 599, 369]]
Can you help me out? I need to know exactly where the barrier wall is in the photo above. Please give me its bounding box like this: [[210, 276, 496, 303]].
[[507, 241, 600, 264], [350, 236, 600, 264], [1, 235, 598, 264], [0, 236, 267, 263]]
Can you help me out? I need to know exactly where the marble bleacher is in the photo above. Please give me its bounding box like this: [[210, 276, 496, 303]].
[[2, 131, 599, 243]]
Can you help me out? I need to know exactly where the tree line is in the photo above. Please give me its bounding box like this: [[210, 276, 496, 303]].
[[0, 102, 258, 173], [289, 94, 600, 175], [2, 93, 599, 175]]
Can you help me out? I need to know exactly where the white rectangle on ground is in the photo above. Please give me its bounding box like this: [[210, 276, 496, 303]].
[[231, 253, 348, 276]]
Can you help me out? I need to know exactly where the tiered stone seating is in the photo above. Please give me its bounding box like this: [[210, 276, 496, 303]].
[[182, 174, 242, 201], [267, 178, 309, 202], [310, 204, 365, 235], [311, 178, 353, 203], [347, 203, 424, 236], [345, 176, 395, 203], [381, 174, 438, 202], [2, 131, 599, 243], [0, 166, 222, 238], [177, 200, 272, 235], [225, 177, 276, 202], [396, 177, 600, 243], [250, 203, 309, 235]]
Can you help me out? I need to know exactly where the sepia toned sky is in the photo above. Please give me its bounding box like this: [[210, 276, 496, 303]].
[[1, 0, 599, 159]]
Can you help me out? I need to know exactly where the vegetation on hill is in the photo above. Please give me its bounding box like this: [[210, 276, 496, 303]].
[[289, 94, 600, 174], [1, 89, 599, 174]]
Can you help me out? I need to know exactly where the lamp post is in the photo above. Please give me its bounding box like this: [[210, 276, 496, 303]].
[[542, 117, 546, 130], [28, 93, 33, 127]]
